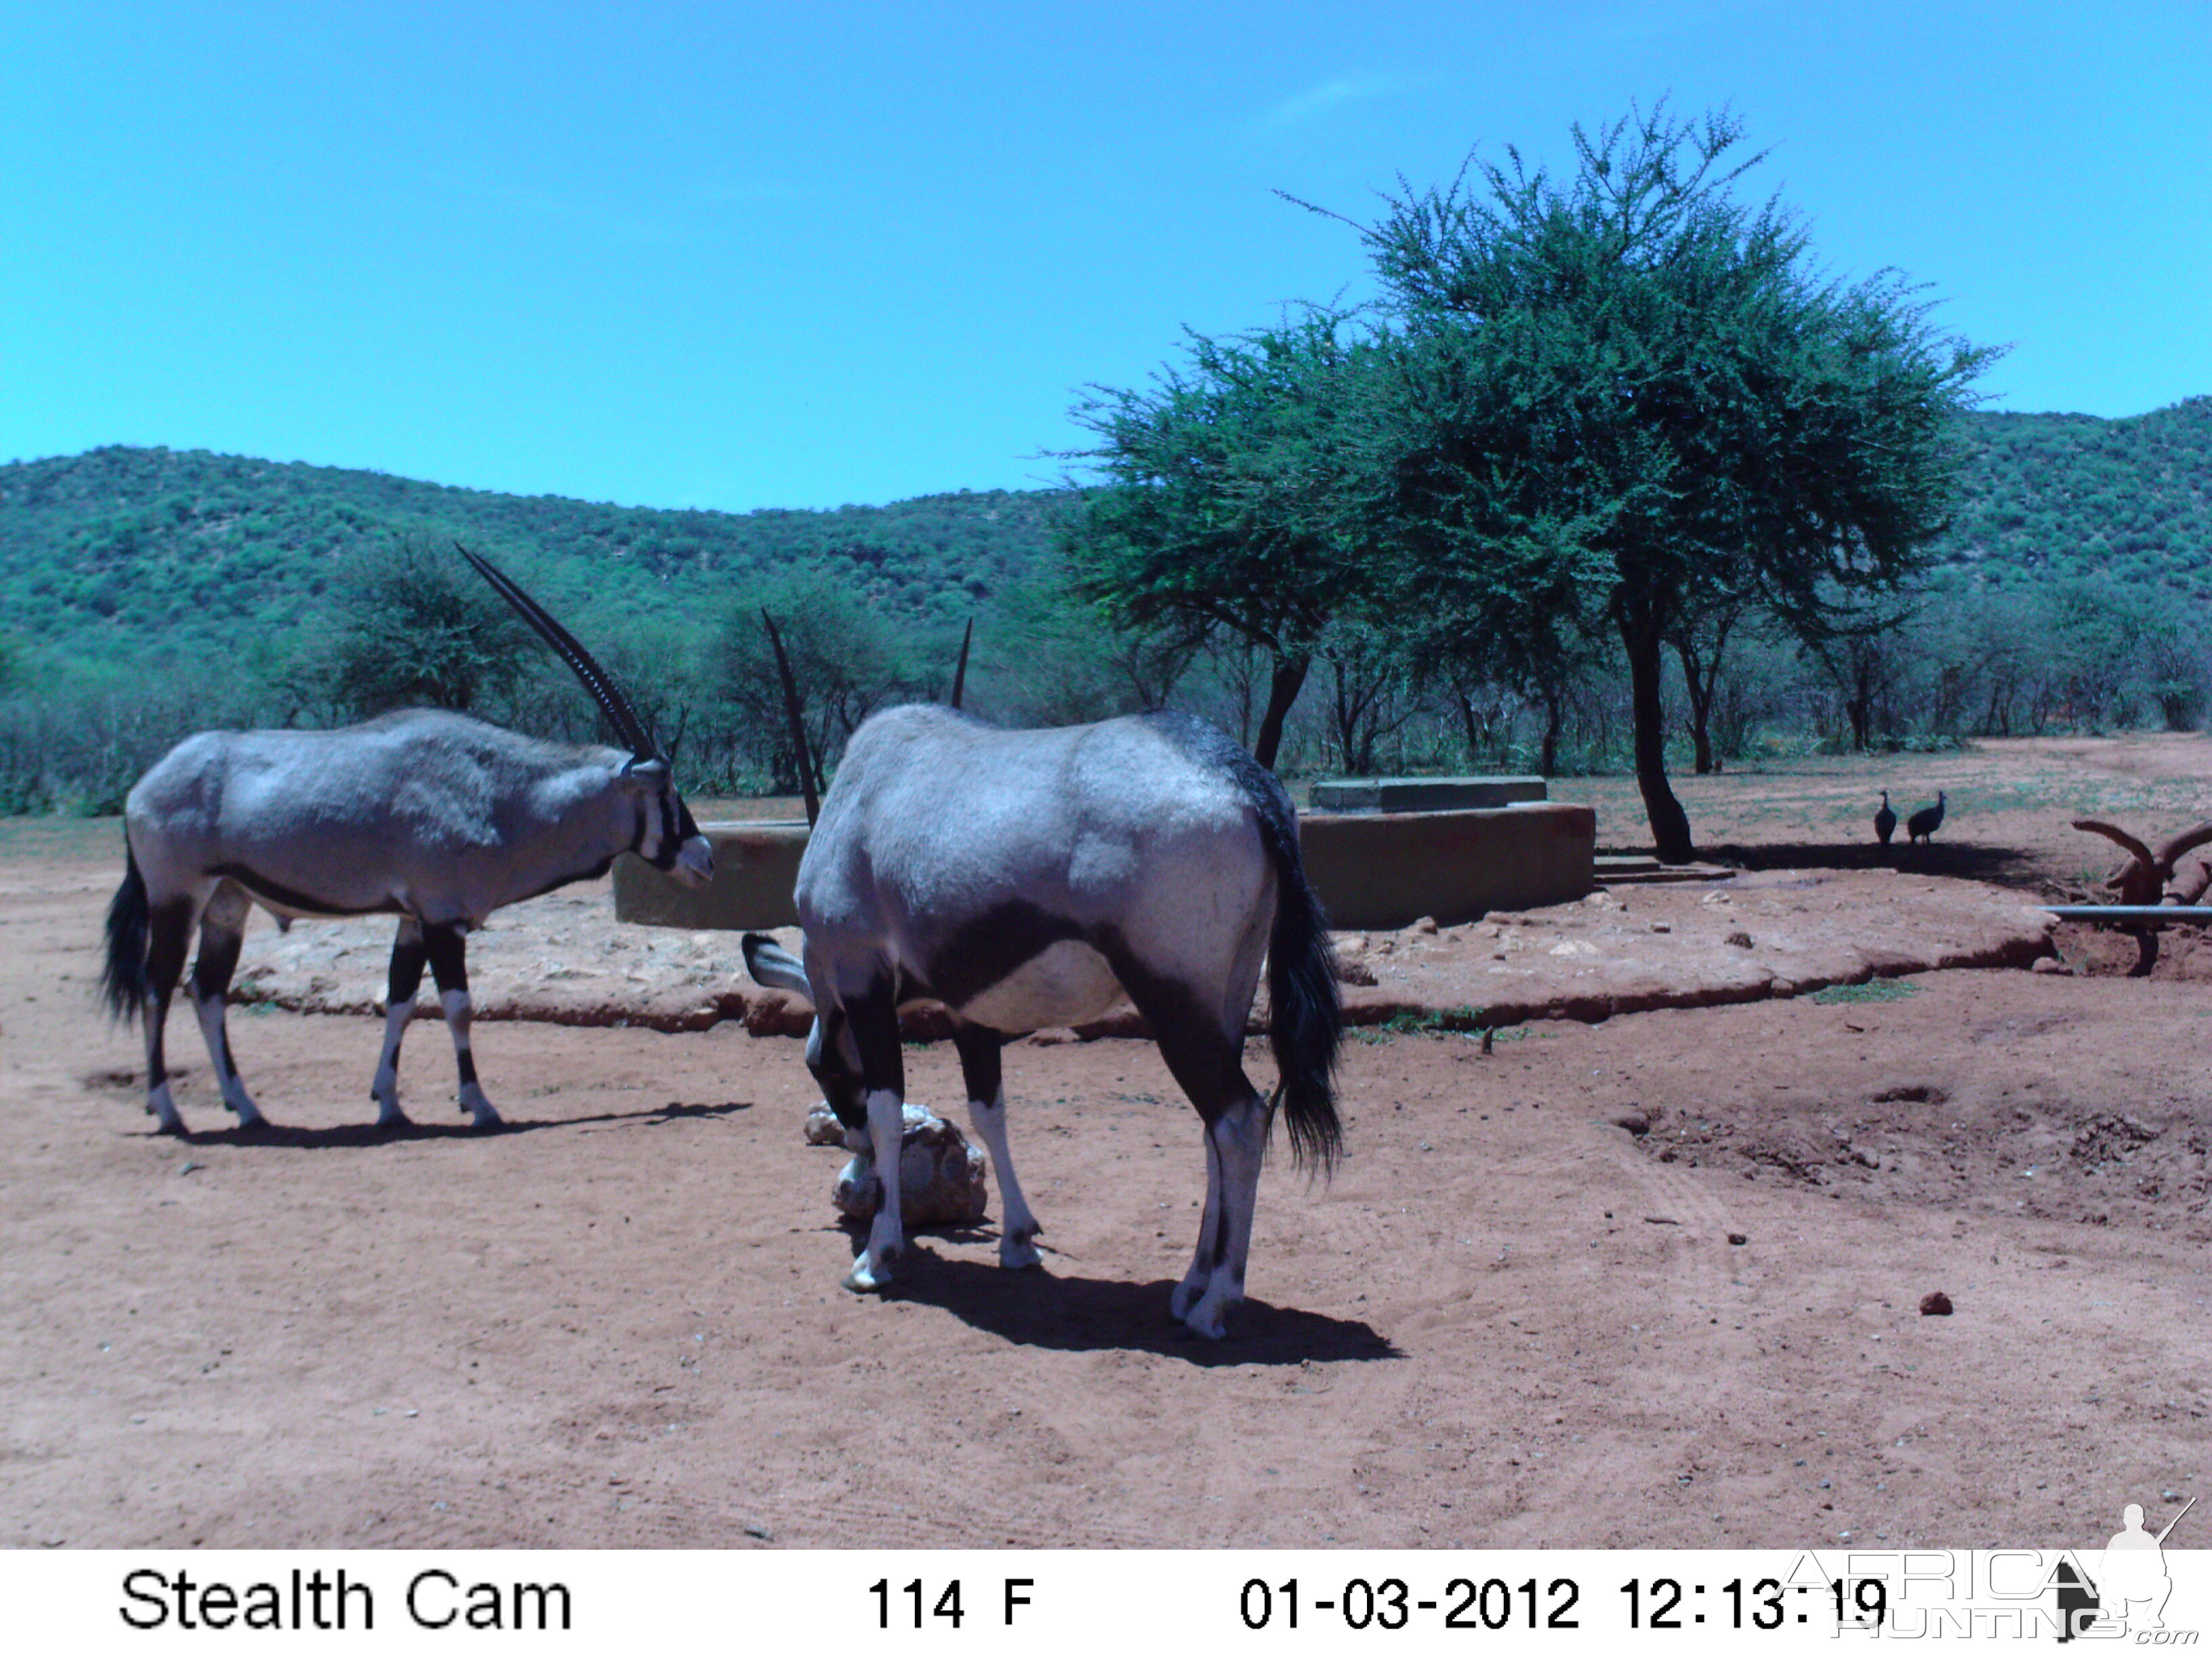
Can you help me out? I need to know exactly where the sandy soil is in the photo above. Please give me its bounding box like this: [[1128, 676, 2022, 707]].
[[5, 737, 2211, 1551]]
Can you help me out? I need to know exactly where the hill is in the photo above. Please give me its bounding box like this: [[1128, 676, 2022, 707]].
[[2, 398, 2208, 678], [1929, 396, 2212, 596], [0, 446, 1069, 678]]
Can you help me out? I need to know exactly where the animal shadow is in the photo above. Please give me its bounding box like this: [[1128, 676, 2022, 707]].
[[878, 1243, 1402, 1366], [1702, 839, 2036, 884], [134, 1098, 752, 1149]]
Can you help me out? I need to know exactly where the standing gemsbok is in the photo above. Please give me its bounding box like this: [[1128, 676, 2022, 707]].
[[739, 704, 1342, 1339], [100, 546, 712, 1134]]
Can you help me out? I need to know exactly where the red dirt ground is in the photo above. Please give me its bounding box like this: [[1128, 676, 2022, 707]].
[[4, 737, 2209, 1550]]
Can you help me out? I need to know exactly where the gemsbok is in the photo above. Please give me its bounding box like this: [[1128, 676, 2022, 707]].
[[740, 703, 1342, 1338], [100, 546, 712, 1134]]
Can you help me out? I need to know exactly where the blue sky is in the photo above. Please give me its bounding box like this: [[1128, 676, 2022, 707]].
[[4, 1, 2205, 512]]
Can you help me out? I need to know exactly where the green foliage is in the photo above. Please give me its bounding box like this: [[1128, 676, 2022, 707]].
[[309, 540, 539, 718], [1929, 399, 2212, 600], [968, 568, 1199, 729], [1808, 978, 1919, 1004], [715, 565, 941, 792], [0, 237, 2204, 823], [1353, 1010, 1532, 1044], [0, 671, 289, 817], [1344, 102, 1998, 858], [1063, 312, 1382, 652], [1060, 311, 1391, 764]]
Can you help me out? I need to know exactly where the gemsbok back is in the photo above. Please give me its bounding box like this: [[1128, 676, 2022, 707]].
[[100, 546, 712, 1134], [740, 703, 1342, 1338]]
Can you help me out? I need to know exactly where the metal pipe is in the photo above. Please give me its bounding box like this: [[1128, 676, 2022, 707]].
[[2040, 905, 2212, 922]]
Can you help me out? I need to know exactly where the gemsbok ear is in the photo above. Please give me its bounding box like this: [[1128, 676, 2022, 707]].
[[622, 756, 671, 787], [740, 932, 813, 1000]]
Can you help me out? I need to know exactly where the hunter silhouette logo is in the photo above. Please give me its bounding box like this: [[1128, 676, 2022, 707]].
[[2061, 1494, 2196, 1641]]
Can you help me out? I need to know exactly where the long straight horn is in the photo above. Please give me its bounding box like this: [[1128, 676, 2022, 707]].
[[949, 616, 974, 711], [760, 608, 820, 827], [455, 543, 655, 757]]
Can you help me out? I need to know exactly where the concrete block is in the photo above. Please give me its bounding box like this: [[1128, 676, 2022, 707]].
[[1310, 775, 1547, 813], [1295, 802, 1595, 928], [613, 819, 809, 930], [617, 804, 1596, 936]]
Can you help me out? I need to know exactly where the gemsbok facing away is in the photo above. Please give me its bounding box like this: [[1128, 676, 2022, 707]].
[[740, 703, 1342, 1339], [100, 546, 712, 1134]]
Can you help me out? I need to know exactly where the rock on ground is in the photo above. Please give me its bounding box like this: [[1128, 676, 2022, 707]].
[[806, 1101, 987, 1229]]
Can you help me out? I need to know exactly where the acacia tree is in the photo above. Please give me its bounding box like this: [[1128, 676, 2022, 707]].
[[715, 565, 928, 792], [1336, 103, 1996, 859], [1060, 310, 1386, 769], [314, 538, 536, 718]]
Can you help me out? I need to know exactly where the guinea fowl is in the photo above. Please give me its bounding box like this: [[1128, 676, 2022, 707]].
[[1873, 790, 1897, 844], [1907, 791, 1947, 844]]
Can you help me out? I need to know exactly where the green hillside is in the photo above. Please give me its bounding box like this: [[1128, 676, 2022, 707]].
[[2, 396, 2207, 680], [0, 445, 1068, 677], [1929, 396, 2212, 596]]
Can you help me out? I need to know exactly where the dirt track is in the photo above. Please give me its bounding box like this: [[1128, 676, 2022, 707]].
[[5, 738, 2211, 1550]]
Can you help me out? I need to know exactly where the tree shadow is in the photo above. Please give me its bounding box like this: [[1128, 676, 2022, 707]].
[[137, 1098, 754, 1150], [1695, 840, 2043, 886], [862, 1242, 1403, 1366]]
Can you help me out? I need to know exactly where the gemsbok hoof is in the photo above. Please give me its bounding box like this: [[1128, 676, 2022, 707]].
[[842, 1253, 897, 1293], [1000, 1225, 1044, 1271]]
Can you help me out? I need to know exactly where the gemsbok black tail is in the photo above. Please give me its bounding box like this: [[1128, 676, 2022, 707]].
[[101, 845, 150, 1026], [1243, 765, 1343, 1176]]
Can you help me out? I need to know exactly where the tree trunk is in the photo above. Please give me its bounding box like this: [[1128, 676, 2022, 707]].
[[1620, 600, 1694, 863], [1252, 650, 1310, 773], [1847, 680, 1874, 752], [1540, 684, 1563, 778], [1456, 693, 1484, 769], [1674, 639, 1717, 775]]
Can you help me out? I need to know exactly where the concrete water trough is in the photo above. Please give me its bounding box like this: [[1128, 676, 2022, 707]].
[[1309, 774, 1547, 813], [614, 779, 1595, 933], [1296, 800, 1593, 928]]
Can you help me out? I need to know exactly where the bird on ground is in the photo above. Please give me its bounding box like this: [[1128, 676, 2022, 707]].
[[1873, 790, 1897, 844], [1907, 791, 1947, 844]]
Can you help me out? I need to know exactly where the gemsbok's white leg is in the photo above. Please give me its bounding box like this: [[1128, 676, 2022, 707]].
[[848, 1086, 907, 1290], [1181, 1093, 1268, 1340]]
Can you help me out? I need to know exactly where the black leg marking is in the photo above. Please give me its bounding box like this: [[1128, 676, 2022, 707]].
[[189, 924, 243, 1007], [846, 976, 905, 1102], [1103, 937, 1269, 1338], [954, 1017, 1043, 1263], [810, 1007, 869, 1130], [372, 921, 427, 1122], [189, 920, 253, 1109], [1099, 936, 1253, 1124], [840, 975, 909, 1289], [422, 923, 493, 1122], [387, 930, 429, 1006], [951, 1020, 1005, 1109], [424, 924, 469, 996], [144, 899, 193, 1092]]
